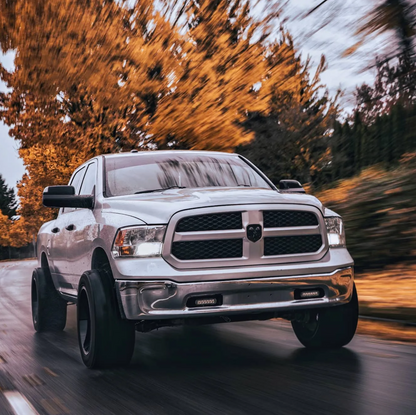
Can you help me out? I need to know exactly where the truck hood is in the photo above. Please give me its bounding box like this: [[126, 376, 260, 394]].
[[101, 187, 324, 224]]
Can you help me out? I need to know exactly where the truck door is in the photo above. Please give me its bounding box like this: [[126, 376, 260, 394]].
[[49, 166, 86, 293], [64, 161, 98, 292]]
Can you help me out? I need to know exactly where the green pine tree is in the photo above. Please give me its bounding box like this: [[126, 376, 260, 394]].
[[0, 175, 17, 219]]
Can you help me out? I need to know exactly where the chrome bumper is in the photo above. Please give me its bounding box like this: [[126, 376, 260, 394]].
[[115, 267, 354, 320]]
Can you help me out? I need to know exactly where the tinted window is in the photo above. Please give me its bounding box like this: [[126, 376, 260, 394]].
[[105, 153, 271, 197], [80, 162, 97, 196], [63, 167, 86, 213]]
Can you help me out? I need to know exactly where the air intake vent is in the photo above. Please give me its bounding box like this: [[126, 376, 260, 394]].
[[263, 211, 318, 228], [172, 239, 243, 260], [176, 212, 242, 232], [264, 235, 322, 256]]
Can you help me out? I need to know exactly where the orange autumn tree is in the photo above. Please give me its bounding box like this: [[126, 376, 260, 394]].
[[0, 0, 333, 236], [0, 213, 11, 247]]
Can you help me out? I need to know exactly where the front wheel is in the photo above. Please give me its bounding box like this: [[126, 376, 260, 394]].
[[77, 269, 135, 369], [291, 284, 359, 349]]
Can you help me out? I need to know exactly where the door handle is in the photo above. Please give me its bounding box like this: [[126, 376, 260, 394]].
[[65, 224, 76, 231], [51, 227, 60, 234]]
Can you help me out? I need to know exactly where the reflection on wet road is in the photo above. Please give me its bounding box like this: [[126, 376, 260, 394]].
[[0, 261, 415, 414]]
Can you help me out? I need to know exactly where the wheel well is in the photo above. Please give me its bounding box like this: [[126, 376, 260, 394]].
[[91, 248, 111, 273], [41, 252, 51, 274], [40, 252, 54, 283]]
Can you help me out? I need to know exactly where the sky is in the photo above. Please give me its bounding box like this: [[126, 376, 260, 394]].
[[0, 0, 389, 193], [0, 51, 25, 192], [284, 0, 389, 107]]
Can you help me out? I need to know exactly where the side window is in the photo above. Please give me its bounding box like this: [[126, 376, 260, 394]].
[[62, 167, 86, 214], [79, 162, 97, 196]]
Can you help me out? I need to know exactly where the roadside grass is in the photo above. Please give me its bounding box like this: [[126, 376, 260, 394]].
[[354, 264, 416, 343], [356, 264, 416, 324], [357, 319, 416, 343]]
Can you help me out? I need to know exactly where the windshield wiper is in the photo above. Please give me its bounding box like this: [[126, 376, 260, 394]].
[[135, 186, 187, 194]]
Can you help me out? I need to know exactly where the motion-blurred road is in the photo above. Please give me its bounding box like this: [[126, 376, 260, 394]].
[[0, 261, 415, 415]]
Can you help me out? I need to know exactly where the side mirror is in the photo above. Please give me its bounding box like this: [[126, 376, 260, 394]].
[[43, 186, 94, 209], [279, 180, 306, 194]]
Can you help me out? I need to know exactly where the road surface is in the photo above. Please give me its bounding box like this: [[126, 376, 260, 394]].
[[0, 260, 415, 415]]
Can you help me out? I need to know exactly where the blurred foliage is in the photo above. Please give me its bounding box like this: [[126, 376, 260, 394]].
[[238, 48, 337, 185], [1, 0, 416, 263], [0, 0, 335, 242], [317, 154, 416, 269], [346, 0, 416, 62], [0, 213, 11, 247], [331, 29, 416, 182]]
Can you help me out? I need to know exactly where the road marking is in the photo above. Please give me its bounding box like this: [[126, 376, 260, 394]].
[[43, 368, 58, 377], [22, 374, 44, 387], [3, 390, 39, 415], [41, 398, 70, 414]]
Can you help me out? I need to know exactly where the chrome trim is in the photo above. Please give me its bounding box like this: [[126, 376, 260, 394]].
[[263, 225, 320, 237], [116, 267, 354, 320], [162, 204, 328, 269], [173, 229, 245, 242]]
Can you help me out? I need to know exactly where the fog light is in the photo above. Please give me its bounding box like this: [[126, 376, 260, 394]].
[[294, 288, 324, 300], [195, 298, 217, 306], [300, 290, 320, 299], [187, 295, 223, 308]]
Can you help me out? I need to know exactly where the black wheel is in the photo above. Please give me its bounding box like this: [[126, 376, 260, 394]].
[[77, 269, 135, 369], [31, 267, 67, 332], [291, 283, 359, 349]]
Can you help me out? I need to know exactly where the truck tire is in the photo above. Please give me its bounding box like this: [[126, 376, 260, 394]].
[[31, 267, 67, 332], [77, 269, 135, 369], [291, 283, 359, 349]]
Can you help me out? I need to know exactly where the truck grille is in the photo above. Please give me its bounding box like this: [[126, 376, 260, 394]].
[[172, 239, 243, 260], [263, 210, 318, 228], [264, 235, 323, 256], [176, 212, 242, 232], [165, 205, 327, 268]]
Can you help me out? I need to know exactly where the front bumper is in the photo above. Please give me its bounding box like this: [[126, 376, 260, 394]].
[[115, 267, 354, 320]]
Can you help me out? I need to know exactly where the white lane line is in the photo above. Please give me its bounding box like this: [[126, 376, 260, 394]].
[[3, 390, 39, 415]]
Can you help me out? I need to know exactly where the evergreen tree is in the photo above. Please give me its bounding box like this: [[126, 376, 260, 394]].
[[352, 111, 363, 173], [0, 175, 17, 219], [238, 36, 337, 187], [391, 103, 406, 160]]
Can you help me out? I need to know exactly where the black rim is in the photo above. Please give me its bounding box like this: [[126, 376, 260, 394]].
[[78, 286, 92, 356], [299, 311, 320, 339], [31, 278, 38, 326]]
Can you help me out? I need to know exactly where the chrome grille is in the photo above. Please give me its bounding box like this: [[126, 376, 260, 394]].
[[163, 204, 327, 269], [172, 239, 243, 260], [263, 210, 318, 228], [176, 212, 242, 232], [264, 235, 323, 256]]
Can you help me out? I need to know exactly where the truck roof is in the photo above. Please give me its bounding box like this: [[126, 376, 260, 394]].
[[101, 150, 237, 159]]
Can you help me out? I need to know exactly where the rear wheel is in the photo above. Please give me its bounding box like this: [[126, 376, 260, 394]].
[[291, 284, 359, 349], [31, 267, 67, 332], [77, 269, 135, 369]]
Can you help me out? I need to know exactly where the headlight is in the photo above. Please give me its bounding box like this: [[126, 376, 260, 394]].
[[112, 226, 166, 258], [325, 217, 346, 248]]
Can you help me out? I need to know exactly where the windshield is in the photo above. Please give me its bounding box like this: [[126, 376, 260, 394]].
[[105, 153, 272, 197]]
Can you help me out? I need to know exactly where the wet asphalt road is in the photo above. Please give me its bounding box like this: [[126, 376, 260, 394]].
[[0, 261, 415, 415]]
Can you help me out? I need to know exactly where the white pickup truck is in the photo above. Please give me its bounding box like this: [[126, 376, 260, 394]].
[[33, 150, 358, 368]]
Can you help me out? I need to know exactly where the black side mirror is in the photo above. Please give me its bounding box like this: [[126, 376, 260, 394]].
[[43, 186, 94, 209], [279, 180, 306, 194]]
